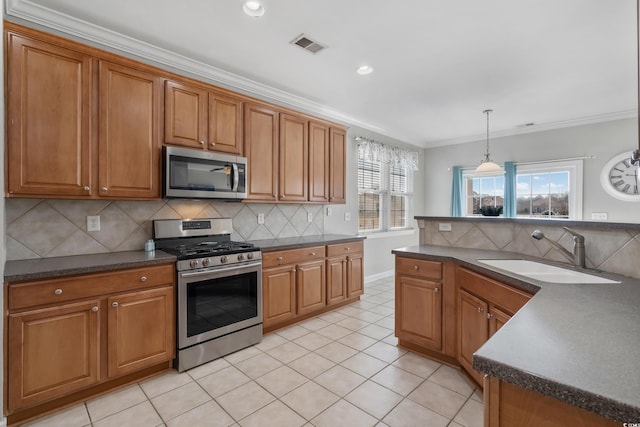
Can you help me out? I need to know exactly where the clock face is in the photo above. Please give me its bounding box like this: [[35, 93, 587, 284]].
[[600, 152, 640, 202]]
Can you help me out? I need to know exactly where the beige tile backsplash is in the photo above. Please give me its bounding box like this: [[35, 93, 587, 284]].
[[6, 199, 324, 260], [418, 219, 640, 279]]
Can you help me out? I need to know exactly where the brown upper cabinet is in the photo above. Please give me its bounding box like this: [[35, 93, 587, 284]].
[[244, 102, 279, 201], [309, 121, 330, 203], [279, 113, 309, 201], [329, 127, 346, 204], [164, 80, 243, 155], [5, 24, 162, 199]]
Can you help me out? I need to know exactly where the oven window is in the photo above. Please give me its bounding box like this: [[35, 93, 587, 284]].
[[186, 271, 258, 337]]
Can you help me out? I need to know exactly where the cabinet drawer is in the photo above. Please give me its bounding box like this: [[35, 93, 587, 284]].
[[326, 241, 363, 257], [396, 257, 442, 280], [8, 264, 175, 310], [263, 246, 326, 268], [457, 267, 531, 315]]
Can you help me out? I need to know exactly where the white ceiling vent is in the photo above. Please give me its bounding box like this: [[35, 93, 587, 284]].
[[291, 34, 326, 54]]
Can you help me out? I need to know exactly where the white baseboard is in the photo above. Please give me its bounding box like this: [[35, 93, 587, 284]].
[[0, 417, 6, 427], [365, 270, 394, 282]]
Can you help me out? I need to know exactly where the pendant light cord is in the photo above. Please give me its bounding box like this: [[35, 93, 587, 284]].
[[483, 109, 492, 162], [634, 0, 640, 164]]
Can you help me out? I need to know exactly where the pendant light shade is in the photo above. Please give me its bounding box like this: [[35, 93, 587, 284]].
[[474, 109, 504, 176]]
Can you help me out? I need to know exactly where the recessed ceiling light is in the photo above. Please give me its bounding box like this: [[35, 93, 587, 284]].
[[356, 65, 374, 75], [243, 1, 265, 17]]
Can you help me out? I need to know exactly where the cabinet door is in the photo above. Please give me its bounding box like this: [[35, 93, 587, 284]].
[[297, 260, 326, 315], [8, 300, 101, 411], [164, 80, 208, 149], [99, 61, 161, 199], [308, 121, 330, 202], [329, 127, 346, 204], [244, 103, 279, 201], [396, 275, 442, 350], [326, 257, 347, 305], [279, 113, 308, 201], [263, 265, 296, 328], [6, 33, 92, 197], [209, 92, 243, 154], [107, 286, 174, 378], [347, 253, 364, 298], [489, 305, 512, 337], [458, 289, 489, 384]]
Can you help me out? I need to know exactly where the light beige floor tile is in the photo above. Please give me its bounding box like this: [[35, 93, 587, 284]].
[[140, 369, 193, 398], [187, 357, 231, 380], [315, 324, 353, 340], [288, 352, 336, 379], [197, 366, 251, 397], [336, 317, 371, 331], [280, 381, 339, 420], [311, 399, 377, 427], [314, 341, 359, 363], [380, 300, 396, 309], [293, 331, 333, 351], [87, 384, 147, 422], [234, 352, 283, 379], [238, 400, 306, 427], [340, 352, 388, 378], [452, 399, 483, 427], [93, 401, 163, 427], [449, 422, 465, 427], [353, 300, 378, 310], [224, 346, 263, 365], [392, 352, 442, 379], [337, 306, 364, 317], [352, 311, 386, 323], [382, 335, 399, 346], [357, 324, 394, 340], [24, 403, 90, 427], [150, 381, 211, 421], [314, 365, 366, 396], [367, 305, 395, 317], [374, 316, 396, 330], [375, 422, 392, 427], [256, 366, 308, 397], [254, 333, 289, 351], [407, 380, 467, 419], [428, 365, 475, 397], [298, 317, 331, 331], [371, 366, 423, 396], [338, 332, 378, 351], [345, 380, 404, 419], [216, 381, 275, 420], [382, 399, 449, 427], [275, 325, 311, 340], [318, 311, 349, 323], [471, 388, 483, 402], [266, 341, 310, 363], [363, 341, 407, 364], [362, 296, 391, 306], [166, 401, 234, 427]]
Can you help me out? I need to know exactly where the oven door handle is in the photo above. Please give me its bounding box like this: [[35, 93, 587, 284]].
[[179, 261, 262, 278]]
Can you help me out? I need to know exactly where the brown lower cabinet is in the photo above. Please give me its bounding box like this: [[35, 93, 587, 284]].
[[5, 264, 175, 418]]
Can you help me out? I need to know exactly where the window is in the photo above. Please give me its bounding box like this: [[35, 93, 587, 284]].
[[462, 160, 582, 220], [358, 158, 413, 233]]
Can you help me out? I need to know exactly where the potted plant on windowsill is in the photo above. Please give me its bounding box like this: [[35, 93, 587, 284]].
[[479, 206, 503, 216]]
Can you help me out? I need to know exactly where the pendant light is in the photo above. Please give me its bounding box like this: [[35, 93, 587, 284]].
[[474, 109, 504, 176]]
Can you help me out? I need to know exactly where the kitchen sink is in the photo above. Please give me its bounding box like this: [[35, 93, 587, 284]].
[[477, 259, 621, 284]]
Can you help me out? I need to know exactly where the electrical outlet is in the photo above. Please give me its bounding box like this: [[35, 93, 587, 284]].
[[344, 212, 351, 222], [326, 207, 332, 216], [87, 215, 101, 232], [307, 212, 313, 223], [438, 223, 452, 232], [591, 212, 608, 220], [257, 213, 265, 224]]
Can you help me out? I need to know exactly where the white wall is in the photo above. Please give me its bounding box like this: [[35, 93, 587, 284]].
[[422, 118, 640, 223]]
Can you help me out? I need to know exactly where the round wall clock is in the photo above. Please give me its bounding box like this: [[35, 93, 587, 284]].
[[600, 152, 640, 202]]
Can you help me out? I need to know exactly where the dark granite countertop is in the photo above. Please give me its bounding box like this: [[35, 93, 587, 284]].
[[4, 250, 177, 282], [393, 245, 640, 423], [250, 234, 365, 251]]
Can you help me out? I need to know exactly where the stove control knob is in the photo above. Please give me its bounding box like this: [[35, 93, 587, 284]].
[[247, 252, 254, 260], [237, 254, 245, 261], [220, 256, 228, 264], [189, 260, 199, 269], [202, 258, 211, 267]]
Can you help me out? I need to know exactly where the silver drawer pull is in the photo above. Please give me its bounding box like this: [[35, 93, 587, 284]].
[[434, 287, 439, 293], [310, 252, 316, 256], [112, 302, 119, 308], [92, 306, 99, 312], [413, 265, 419, 271], [277, 256, 283, 261], [83, 186, 90, 191], [345, 247, 350, 251], [140, 276, 148, 282], [54, 289, 63, 295], [477, 307, 484, 313]]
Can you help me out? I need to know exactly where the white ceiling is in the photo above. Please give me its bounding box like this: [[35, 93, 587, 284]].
[[6, 0, 638, 148]]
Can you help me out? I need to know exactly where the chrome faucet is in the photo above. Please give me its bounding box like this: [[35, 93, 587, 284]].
[[530, 227, 586, 268]]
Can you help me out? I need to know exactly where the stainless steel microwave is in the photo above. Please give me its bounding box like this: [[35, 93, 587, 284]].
[[163, 146, 247, 200]]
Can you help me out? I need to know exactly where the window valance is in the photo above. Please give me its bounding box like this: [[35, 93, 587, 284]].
[[356, 136, 419, 172]]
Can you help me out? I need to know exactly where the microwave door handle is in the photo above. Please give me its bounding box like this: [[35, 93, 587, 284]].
[[232, 163, 239, 191]]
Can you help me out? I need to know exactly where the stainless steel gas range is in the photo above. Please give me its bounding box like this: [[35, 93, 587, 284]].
[[153, 218, 262, 372]]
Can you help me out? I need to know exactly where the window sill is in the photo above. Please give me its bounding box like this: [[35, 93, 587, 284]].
[[357, 228, 416, 239]]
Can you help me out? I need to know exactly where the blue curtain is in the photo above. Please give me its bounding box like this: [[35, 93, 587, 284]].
[[450, 166, 463, 217], [504, 161, 516, 217]]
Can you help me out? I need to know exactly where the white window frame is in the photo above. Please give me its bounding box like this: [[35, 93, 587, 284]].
[[462, 171, 505, 216]]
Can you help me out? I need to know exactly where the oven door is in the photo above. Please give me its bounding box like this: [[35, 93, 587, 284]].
[[177, 261, 262, 349]]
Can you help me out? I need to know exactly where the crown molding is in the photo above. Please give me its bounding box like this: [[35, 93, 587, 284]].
[[5, 0, 388, 135]]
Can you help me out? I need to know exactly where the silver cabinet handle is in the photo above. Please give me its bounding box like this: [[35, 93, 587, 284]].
[[83, 186, 90, 191], [310, 252, 316, 256], [140, 276, 148, 282], [112, 302, 119, 308], [346, 247, 350, 251], [277, 256, 283, 261], [413, 265, 419, 271], [92, 306, 99, 312], [101, 187, 108, 192], [477, 307, 484, 313], [434, 287, 439, 293], [199, 140, 205, 145], [281, 195, 285, 199], [54, 289, 63, 295], [487, 313, 493, 319], [210, 141, 216, 146]]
